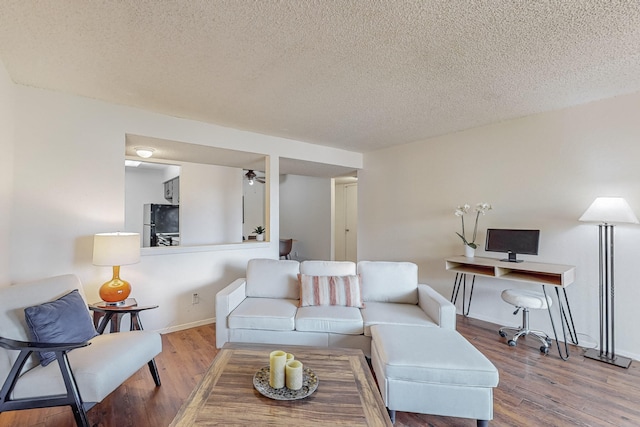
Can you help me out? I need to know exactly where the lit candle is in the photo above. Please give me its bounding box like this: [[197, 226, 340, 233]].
[[269, 350, 286, 389], [285, 360, 303, 390]]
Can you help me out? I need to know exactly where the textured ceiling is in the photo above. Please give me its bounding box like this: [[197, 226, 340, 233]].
[[2, 1, 640, 153]]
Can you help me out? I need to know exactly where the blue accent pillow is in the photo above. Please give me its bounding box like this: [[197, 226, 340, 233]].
[[24, 289, 98, 366]]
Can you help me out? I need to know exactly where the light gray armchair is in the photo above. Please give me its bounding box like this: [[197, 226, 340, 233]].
[[0, 274, 162, 426]]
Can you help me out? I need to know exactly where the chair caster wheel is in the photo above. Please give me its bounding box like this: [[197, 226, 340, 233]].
[[508, 340, 517, 347], [499, 331, 507, 338], [545, 337, 552, 344], [540, 346, 549, 354]]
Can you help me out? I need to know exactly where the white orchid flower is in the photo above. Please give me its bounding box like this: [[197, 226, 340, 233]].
[[455, 202, 491, 248], [455, 204, 470, 216], [475, 203, 492, 214]]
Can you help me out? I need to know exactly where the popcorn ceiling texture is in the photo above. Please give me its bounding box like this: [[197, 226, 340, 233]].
[[1, 0, 639, 151]]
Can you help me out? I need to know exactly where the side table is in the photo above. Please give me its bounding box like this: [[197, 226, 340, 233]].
[[89, 298, 159, 334]]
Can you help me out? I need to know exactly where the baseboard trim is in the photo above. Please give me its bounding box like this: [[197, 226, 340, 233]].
[[159, 318, 215, 334]]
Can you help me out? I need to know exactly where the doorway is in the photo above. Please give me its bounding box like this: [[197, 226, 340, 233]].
[[334, 179, 357, 262]]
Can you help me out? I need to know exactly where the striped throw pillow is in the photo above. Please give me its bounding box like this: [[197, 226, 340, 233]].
[[299, 274, 364, 308]]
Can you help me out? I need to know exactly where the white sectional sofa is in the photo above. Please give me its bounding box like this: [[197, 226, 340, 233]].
[[216, 258, 499, 426], [215, 258, 456, 356]]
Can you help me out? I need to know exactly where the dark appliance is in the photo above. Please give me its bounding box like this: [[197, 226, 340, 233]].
[[143, 203, 179, 247]]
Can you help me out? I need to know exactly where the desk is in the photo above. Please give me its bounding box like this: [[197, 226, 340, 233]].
[[445, 256, 578, 360], [89, 298, 159, 334]]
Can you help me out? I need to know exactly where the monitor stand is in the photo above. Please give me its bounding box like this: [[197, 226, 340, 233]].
[[501, 252, 524, 263]]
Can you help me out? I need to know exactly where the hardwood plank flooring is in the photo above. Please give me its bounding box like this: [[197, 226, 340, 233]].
[[2, 316, 640, 426]]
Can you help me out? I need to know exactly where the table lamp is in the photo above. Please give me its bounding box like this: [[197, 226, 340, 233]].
[[93, 232, 141, 305], [579, 197, 638, 368]]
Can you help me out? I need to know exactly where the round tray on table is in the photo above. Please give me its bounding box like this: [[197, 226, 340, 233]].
[[253, 366, 318, 400]]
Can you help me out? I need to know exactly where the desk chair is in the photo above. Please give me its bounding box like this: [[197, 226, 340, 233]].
[[279, 238, 293, 259], [499, 289, 552, 354]]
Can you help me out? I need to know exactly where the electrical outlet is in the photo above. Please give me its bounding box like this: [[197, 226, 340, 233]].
[[192, 293, 199, 304]]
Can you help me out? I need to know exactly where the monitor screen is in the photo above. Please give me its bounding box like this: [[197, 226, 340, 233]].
[[485, 229, 540, 262]]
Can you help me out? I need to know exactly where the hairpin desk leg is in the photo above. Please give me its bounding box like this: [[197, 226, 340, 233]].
[[542, 286, 578, 360], [451, 273, 476, 317]]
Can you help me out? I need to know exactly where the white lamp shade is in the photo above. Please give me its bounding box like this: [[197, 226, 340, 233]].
[[93, 232, 141, 266], [579, 197, 639, 224]]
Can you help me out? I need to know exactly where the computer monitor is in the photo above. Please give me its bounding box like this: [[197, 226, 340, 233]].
[[485, 229, 540, 263]]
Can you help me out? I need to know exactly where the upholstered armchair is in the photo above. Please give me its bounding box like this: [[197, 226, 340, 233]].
[[0, 274, 162, 426]]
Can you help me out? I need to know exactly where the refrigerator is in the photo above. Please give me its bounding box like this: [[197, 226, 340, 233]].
[[143, 204, 180, 247]]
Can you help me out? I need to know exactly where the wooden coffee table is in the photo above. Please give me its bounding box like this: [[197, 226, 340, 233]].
[[170, 343, 392, 426]]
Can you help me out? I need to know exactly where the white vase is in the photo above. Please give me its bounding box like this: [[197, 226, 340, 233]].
[[256, 234, 264, 242], [464, 245, 475, 258]]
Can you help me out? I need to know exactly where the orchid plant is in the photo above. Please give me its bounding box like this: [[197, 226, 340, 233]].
[[455, 203, 492, 249]]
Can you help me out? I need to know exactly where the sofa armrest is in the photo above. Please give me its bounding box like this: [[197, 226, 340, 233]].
[[417, 284, 456, 330], [215, 278, 247, 349]]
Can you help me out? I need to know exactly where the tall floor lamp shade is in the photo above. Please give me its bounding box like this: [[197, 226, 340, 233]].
[[93, 232, 141, 305], [579, 197, 638, 368]]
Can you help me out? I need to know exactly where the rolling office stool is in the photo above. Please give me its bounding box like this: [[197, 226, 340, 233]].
[[499, 289, 553, 354]]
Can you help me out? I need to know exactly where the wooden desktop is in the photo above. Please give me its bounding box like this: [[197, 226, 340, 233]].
[[445, 256, 575, 287]]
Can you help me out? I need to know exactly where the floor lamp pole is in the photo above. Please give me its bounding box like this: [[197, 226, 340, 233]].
[[584, 223, 632, 368]]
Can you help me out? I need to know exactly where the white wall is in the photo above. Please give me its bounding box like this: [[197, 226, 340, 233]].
[[4, 73, 362, 333], [179, 163, 242, 245], [279, 174, 332, 260], [359, 90, 640, 360], [0, 61, 14, 285]]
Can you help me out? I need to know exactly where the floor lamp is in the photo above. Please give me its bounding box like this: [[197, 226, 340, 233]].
[[579, 197, 638, 368]]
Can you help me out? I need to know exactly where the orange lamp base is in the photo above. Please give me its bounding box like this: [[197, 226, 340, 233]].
[[99, 265, 132, 304]]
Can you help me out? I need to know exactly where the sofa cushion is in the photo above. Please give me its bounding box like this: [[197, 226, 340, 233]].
[[24, 289, 98, 366], [228, 297, 297, 331], [361, 301, 437, 336], [295, 306, 364, 335], [300, 260, 356, 276], [357, 261, 418, 304], [246, 258, 301, 300], [299, 274, 364, 308]]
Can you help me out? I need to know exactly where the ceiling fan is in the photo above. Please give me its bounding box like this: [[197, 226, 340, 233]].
[[244, 170, 265, 185]]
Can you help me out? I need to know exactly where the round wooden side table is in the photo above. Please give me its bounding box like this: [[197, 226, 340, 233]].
[[89, 298, 159, 334]]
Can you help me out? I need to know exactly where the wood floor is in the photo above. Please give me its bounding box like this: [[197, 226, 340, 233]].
[[2, 316, 640, 426]]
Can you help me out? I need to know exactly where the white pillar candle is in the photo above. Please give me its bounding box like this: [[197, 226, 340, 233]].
[[269, 350, 286, 389], [286, 353, 295, 363], [285, 360, 303, 390]]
